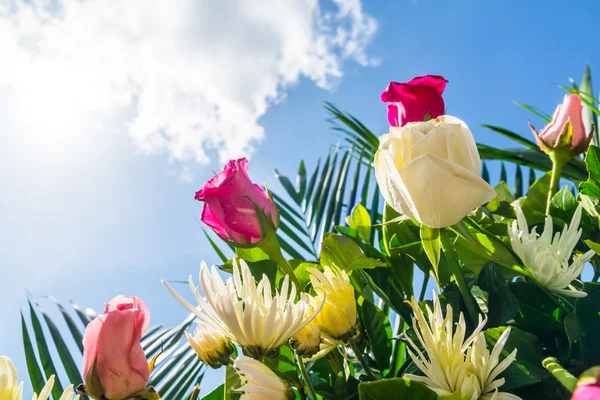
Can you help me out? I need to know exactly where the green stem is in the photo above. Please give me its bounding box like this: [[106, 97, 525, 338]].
[[296, 352, 317, 400], [348, 338, 379, 381], [546, 152, 568, 215], [542, 357, 577, 393], [388, 317, 407, 377], [258, 234, 300, 288], [419, 273, 430, 302], [440, 228, 480, 326]]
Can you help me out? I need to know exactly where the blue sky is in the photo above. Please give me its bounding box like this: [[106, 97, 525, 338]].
[[1, 0, 600, 397]]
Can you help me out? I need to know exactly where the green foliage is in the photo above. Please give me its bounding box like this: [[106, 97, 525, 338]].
[[320, 235, 385, 271], [360, 301, 392, 374], [478, 264, 518, 327], [358, 378, 439, 400], [574, 283, 600, 367], [484, 326, 550, 391], [580, 145, 600, 199]]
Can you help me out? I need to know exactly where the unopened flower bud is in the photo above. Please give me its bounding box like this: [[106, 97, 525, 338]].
[[290, 324, 321, 358], [187, 321, 234, 369], [529, 94, 593, 157]]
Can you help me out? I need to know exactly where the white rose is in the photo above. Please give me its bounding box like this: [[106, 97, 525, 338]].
[[374, 115, 496, 228]]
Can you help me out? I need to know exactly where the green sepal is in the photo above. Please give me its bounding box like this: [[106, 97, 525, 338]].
[[83, 358, 105, 400]]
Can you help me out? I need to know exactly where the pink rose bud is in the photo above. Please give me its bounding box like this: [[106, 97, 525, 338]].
[[195, 158, 278, 245], [381, 75, 448, 127], [529, 94, 592, 156], [573, 367, 600, 400], [83, 296, 150, 400]]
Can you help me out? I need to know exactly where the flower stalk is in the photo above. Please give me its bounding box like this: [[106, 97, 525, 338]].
[[439, 228, 480, 326], [542, 357, 577, 393], [258, 233, 300, 288], [546, 151, 570, 215], [348, 338, 378, 381], [295, 352, 318, 400]]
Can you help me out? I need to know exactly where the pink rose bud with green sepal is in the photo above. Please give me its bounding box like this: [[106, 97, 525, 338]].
[[83, 296, 150, 400], [573, 367, 600, 400], [529, 94, 593, 156], [381, 75, 448, 127], [195, 158, 278, 246]]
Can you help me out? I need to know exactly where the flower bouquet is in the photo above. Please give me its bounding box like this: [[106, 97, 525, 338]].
[[7, 72, 600, 400]]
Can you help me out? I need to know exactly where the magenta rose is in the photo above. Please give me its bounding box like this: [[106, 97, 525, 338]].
[[529, 94, 592, 156], [195, 158, 278, 245], [381, 75, 448, 126], [83, 295, 150, 399]]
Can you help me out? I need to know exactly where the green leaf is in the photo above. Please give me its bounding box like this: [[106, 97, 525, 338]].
[[580, 145, 600, 199], [303, 159, 321, 212], [225, 363, 241, 400], [297, 160, 307, 199], [320, 235, 385, 271], [346, 204, 371, 242], [515, 165, 524, 198], [520, 173, 551, 224], [293, 262, 319, 290], [482, 125, 541, 150], [275, 168, 301, 204], [21, 312, 45, 395], [477, 264, 518, 327], [500, 162, 508, 183], [201, 384, 224, 400], [202, 228, 230, 263], [574, 282, 600, 367], [579, 65, 598, 147], [360, 301, 392, 373], [510, 282, 565, 337], [420, 225, 441, 282], [49, 296, 84, 354], [358, 378, 439, 400], [454, 232, 519, 275], [330, 150, 353, 230], [478, 144, 587, 182], [35, 302, 82, 386], [550, 185, 578, 224], [235, 247, 269, 262], [513, 102, 552, 123], [482, 162, 490, 183], [494, 181, 515, 202], [484, 326, 550, 391], [27, 300, 64, 399]]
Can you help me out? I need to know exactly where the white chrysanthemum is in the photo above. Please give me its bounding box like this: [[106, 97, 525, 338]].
[[404, 294, 520, 400], [0, 356, 23, 400], [0, 357, 78, 400], [163, 259, 323, 358], [233, 356, 293, 400], [308, 266, 357, 340], [509, 204, 595, 297], [187, 321, 234, 368], [31, 376, 78, 400]]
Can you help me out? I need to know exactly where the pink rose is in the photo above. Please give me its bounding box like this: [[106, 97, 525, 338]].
[[573, 385, 600, 400], [573, 367, 600, 400], [530, 94, 592, 156], [381, 75, 448, 126], [83, 296, 150, 399], [195, 158, 278, 245]]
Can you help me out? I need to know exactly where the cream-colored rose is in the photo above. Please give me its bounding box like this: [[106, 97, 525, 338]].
[[375, 115, 496, 228]]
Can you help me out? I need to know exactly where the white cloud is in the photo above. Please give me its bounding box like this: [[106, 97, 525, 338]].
[[0, 0, 377, 164]]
